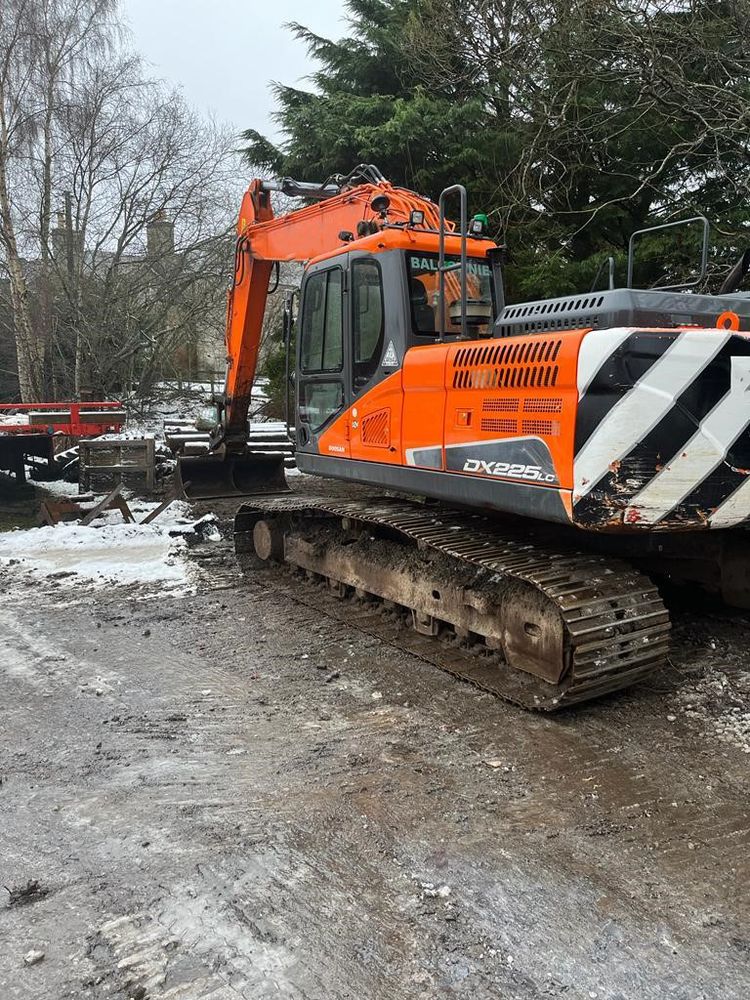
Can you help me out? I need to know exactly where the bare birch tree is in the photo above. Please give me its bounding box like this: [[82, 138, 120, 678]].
[[0, 0, 44, 400], [51, 55, 237, 398], [0, 0, 240, 403], [0, 0, 120, 400]]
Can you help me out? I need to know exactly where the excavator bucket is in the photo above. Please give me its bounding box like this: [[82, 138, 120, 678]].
[[176, 450, 289, 501]]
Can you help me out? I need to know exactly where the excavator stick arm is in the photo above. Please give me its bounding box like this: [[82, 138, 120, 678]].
[[224, 254, 274, 445]]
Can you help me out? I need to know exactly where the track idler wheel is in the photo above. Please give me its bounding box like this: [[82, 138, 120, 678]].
[[252, 519, 285, 562]]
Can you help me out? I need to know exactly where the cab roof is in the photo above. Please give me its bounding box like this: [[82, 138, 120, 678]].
[[307, 225, 495, 269]]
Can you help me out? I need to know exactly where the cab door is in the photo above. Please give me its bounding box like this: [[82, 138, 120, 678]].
[[350, 257, 386, 396], [348, 252, 403, 463], [296, 263, 349, 457]]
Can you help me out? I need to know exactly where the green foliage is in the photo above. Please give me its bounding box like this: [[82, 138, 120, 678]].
[[243, 0, 750, 301], [242, 0, 510, 199], [258, 315, 293, 419]]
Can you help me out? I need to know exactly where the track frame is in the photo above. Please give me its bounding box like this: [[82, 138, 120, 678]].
[[235, 494, 671, 710]]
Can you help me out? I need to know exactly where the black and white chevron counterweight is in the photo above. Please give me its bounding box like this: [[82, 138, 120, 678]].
[[573, 328, 750, 529]]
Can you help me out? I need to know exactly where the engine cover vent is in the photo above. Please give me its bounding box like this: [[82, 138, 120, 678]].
[[482, 397, 519, 412], [523, 397, 563, 413], [361, 408, 390, 447], [480, 417, 517, 434], [521, 418, 560, 437], [452, 339, 562, 390]]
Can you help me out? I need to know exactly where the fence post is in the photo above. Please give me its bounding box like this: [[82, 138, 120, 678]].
[[146, 438, 155, 492]]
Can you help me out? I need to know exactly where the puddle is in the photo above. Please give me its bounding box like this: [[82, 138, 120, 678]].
[[0, 479, 38, 531], [0, 475, 84, 533]]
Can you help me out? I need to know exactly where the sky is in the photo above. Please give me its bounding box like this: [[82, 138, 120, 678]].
[[120, 0, 347, 141]]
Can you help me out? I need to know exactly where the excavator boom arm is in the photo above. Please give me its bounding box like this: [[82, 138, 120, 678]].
[[221, 176, 444, 448]]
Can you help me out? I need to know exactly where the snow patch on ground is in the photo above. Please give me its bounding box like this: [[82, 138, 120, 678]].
[[0, 411, 29, 426], [125, 379, 270, 441], [28, 477, 84, 498], [0, 502, 201, 592]]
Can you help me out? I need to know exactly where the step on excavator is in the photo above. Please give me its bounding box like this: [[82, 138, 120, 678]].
[[179, 163, 750, 709]]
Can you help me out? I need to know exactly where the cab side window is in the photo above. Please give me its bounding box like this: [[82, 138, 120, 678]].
[[301, 269, 343, 372], [351, 259, 384, 390], [299, 267, 344, 434]]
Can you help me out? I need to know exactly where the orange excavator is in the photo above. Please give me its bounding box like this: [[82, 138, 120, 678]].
[[180, 163, 750, 709]]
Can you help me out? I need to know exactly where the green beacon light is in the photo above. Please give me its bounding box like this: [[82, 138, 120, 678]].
[[469, 213, 489, 236]]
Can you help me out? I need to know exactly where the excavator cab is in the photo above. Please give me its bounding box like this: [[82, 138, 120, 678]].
[[293, 232, 500, 465]]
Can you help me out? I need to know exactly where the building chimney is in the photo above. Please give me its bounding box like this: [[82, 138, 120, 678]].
[[147, 210, 175, 258], [51, 208, 82, 266]]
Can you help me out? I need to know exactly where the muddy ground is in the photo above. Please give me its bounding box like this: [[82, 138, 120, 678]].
[[2, 498, 750, 999]]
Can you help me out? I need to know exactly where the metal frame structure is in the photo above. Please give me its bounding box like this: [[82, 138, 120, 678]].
[[438, 184, 469, 340], [627, 215, 710, 290], [0, 401, 124, 437]]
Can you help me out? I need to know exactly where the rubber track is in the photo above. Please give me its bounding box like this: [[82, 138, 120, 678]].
[[237, 495, 671, 710]]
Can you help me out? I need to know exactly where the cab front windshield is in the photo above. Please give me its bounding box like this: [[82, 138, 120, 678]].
[[406, 252, 494, 337]]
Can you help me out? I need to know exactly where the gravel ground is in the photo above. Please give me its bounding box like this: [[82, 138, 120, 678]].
[[1, 511, 750, 999]]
